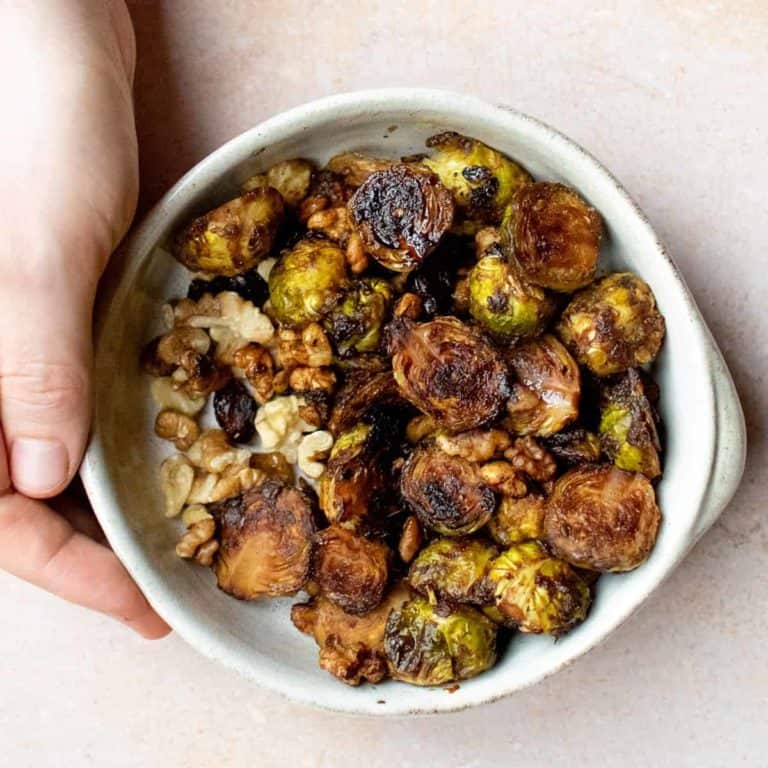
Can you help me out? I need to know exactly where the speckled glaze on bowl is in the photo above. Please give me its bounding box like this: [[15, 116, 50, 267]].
[[81, 89, 746, 716]]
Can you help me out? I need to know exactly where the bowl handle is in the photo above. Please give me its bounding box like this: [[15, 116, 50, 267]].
[[692, 333, 747, 542]]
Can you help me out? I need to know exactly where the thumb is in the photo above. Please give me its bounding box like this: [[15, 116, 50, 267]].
[[0, 261, 96, 498]]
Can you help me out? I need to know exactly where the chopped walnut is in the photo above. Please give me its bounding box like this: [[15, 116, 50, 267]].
[[297, 429, 333, 478], [140, 337, 174, 377], [478, 461, 528, 497], [233, 343, 275, 403], [273, 368, 290, 395], [276, 323, 333, 369], [176, 517, 218, 566], [298, 194, 328, 223], [181, 503, 212, 527], [345, 233, 369, 274], [209, 326, 249, 366], [474, 226, 502, 260], [394, 292, 423, 320], [187, 429, 251, 474], [503, 437, 558, 482], [255, 395, 317, 462], [435, 428, 511, 462], [160, 455, 194, 517], [398, 516, 423, 563], [297, 391, 330, 428], [307, 206, 352, 243], [156, 327, 211, 366], [150, 377, 206, 416], [289, 366, 336, 395], [406, 414, 438, 443], [154, 409, 200, 451], [453, 276, 471, 314]]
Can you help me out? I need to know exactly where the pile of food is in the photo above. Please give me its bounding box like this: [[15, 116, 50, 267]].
[[142, 131, 665, 688]]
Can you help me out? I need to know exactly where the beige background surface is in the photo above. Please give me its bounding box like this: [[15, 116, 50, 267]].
[[2, 2, 767, 766]]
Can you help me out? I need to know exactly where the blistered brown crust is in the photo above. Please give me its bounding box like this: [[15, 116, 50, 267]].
[[212, 481, 315, 599], [327, 370, 404, 436], [348, 165, 454, 272], [543, 465, 661, 572], [326, 152, 394, 187], [311, 524, 391, 615], [505, 182, 601, 292], [504, 334, 581, 437], [400, 444, 496, 536], [543, 427, 602, 467], [390, 316, 509, 432], [290, 581, 412, 686]]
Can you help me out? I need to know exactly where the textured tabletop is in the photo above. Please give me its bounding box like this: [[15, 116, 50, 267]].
[[1, 2, 766, 766]]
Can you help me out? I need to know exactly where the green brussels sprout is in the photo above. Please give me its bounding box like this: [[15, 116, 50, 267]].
[[501, 181, 601, 292], [599, 369, 662, 479], [174, 188, 284, 276], [487, 541, 591, 634], [408, 538, 498, 605], [384, 597, 497, 685], [268, 237, 349, 325], [486, 494, 546, 547], [544, 464, 661, 572], [323, 278, 393, 355], [423, 132, 532, 234], [556, 273, 666, 376], [468, 256, 556, 341]]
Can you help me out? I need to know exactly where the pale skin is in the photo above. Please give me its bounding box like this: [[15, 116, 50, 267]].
[[0, 1, 169, 637]]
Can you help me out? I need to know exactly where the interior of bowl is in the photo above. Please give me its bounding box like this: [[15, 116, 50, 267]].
[[83, 90, 715, 715]]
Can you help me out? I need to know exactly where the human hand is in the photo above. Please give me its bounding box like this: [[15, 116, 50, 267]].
[[0, 0, 169, 638]]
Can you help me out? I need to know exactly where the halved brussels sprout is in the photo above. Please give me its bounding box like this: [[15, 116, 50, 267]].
[[400, 444, 496, 536], [174, 188, 284, 276], [384, 597, 497, 685], [543, 427, 602, 467], [408, 537, 498, 605], [423, 132, 531, 233], [502, 181, 601, 292], [268, 236, 349, 325], [319, 422, 387, 523], [348, 165, 454, 272], [291, 580, 413, 686], [212, 480, 315, 599], [390, 316, 509, 432], [323, 278, 393, 356], [487, 540, 591, 634], [486, 493, 546, 547], [544, 464, 661, 572], [468, 256, 556, 341], [326, 152, 394, 187], [311, 524, 391, 615], [599, 369, 662, 479], [504, 334, 580, 436], [556, 273, 666, 376], [327, 370, 404, 436]]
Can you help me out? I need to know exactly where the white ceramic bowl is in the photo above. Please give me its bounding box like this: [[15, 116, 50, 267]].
[[81, 89, 746, 715]]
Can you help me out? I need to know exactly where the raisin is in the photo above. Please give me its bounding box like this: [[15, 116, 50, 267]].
[[187, 269, 268, 306], [213, 379, 257, 443]]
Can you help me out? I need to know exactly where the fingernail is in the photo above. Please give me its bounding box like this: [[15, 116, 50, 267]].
[[11, 438, 69, 496]]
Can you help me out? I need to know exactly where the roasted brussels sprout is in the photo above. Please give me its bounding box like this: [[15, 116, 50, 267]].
[[348, 165, 454, 272], [502, 181, 601, 292], [327, 370, 404, 436], [326, 151, 393, 187], [174, 188, 284, 276], [323, 278, 393, 355], [544, 464, 661, 572], [504, 334, 580, 436], [423, 132, 531, 233], [486, 493, 546, 547], [400, 444, 496, 536], [543, 427, 602, 467], [487, 540, 591, 634], [556, 273, 666, 376], [311, 524, 391, 615], [212, 480, 315, 599], [384, 597, 497, 685], [268, 237, 349, 325], [319, 423, 387, 523], [390, 316, 509, 432], [408, 537, 498, 606], [468, 256, 556, 340], [598, 369, 662, 479], [292, 581, 413, 686]]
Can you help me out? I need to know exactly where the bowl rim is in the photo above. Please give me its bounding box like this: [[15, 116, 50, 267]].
[[82, 87, 720, 715]]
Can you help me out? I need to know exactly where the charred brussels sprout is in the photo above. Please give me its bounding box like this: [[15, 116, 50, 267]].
[[486, 493, 546, 547], [326, 152, 394, 187], [503, 182, 601, 292], [423, 132, 532, 233], [348, 165, 454, 272], [598, 370, 662, 478], [408, 537, 498, 605], [543, 427, 602, 467], [384, 597, 497, 685], [323, 278, 393, 355], [487, 540, 591, 634], [212, 481, 315, 599], [468, 256, 556, 341], [311, 524, 391, 615], [390, 316, 509, 432], [544, 464, 661, 572], [556, 273, 666, 376], [504, 334, 580, 436], [174, 188, 284, 275], [400, 444, 496, 536], [268, 237, 349, 325], [319, 423, 386, 523], [327, 370, 404, 436]]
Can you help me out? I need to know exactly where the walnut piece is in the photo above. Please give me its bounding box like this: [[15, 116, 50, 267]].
[[187, 429, 251, 474], [176, 517, 218, 566], [394, 292, 423, 320], [503, 437, 558, 482], [154, 409, 200, 451], [276, 323, 333, 369], [151, 377, 206, 416], [345, 233, 369, 274], [233, 343, 275, 404], [307, 206, 352, 243], [160, 455, 194, 517], [255, 395, 317, 462], [478, 461, 527, 497], [398, 515, 423, 563], [405, 414, 438, 443], [297, 430, 333, 478], [435, 428, 511, 463], [289, 366, 336, 395]]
